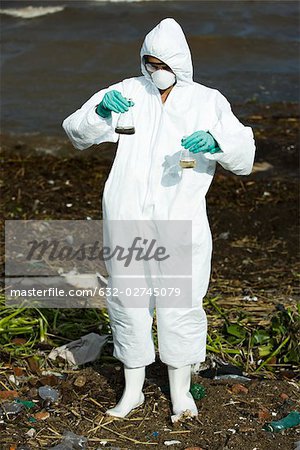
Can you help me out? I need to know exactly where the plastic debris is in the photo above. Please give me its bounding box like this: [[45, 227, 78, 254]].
[[26, 428, 36, 438], [251, 161, 273, 173], [48, 430, 87, 449], [164, 441, 181, 446], [74, 375, 87, 388], [171, 409, 197, 424], [28, 417, 37, 423], [192, 355, 244, 377], [48, 333, 109, 365], [214, 374, 251, 382], [41, 370, 65, 379], [9, 374, 20, 385], [263, 411, 300, 432], [15, 398, 36, 409], [152, 431, 159, 438], [38, 386, 59, 403], [62, 269, 105, 289], [190, 383, 206, 400], [243, 295, 258, 302], [218, 231, 230, 240], [1, 401, 24, 417]]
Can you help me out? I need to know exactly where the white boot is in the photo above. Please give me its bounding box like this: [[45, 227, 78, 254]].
[[105, 365, 145, 418], [167, 364, 198, 422]]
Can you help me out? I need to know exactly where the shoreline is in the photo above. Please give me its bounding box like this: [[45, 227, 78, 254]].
[[1, 101, 299, 178]]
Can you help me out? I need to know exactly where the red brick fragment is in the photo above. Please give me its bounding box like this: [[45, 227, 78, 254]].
[[231, 384, 249, 394], [258, 407, 271, 421], [280, 393, 289, 400], [0, 390, 18, 400]]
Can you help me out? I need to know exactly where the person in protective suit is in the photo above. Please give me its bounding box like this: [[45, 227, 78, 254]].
[[62, 18, 256, 421]]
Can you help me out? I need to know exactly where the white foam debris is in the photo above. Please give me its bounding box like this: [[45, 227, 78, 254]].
[[0, 6, 65, 19]]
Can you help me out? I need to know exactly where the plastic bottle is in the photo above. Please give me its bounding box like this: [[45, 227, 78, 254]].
[[263, 411, 300, 432], [190, 383, 206, 400]]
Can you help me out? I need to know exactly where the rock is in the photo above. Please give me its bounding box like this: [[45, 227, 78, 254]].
[[0, 390, 18, 400], [239, 426, 255, 433], [280, 393, 289, 400], [34, 411, 50, 421], [74, 375, 87, 388], [13, 367, 25, 377], [258, 407, 271, 421], [40, 374, 59, 386], [28, 387, 38, 399], [231, 384, 249, 394]]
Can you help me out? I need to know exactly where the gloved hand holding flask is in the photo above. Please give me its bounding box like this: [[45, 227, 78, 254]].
[[181, 131, 222, 154], [96, 90, 134, 118], [96, 90, 135, 135]]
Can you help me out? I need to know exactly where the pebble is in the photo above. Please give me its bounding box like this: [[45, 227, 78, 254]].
[[280, 393, 289, 400], [26, 428, 36, 438], [0, 390, 18, 400], [34, 411, 50, 421], [231, 384, 249, 394], [258, 407, 271, 421], [74, 375, 87, 387]]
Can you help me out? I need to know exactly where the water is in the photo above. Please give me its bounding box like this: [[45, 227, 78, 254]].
[[1, 0, 299, 135]]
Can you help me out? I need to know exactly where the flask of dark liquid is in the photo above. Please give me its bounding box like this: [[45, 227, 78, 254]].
[[115, 98, 135, 135]]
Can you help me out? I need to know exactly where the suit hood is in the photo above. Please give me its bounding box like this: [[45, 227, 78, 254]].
[[140, 18, 194, 87]]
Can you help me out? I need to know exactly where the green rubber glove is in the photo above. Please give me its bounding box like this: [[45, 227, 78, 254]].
[[96, 90, 134, 118], [181, 131, 221, 154]]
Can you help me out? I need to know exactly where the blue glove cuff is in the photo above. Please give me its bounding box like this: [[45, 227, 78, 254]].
[[209, 145, 222, 154], [207, 132, 222, 153], [95, 102, 111, 119]]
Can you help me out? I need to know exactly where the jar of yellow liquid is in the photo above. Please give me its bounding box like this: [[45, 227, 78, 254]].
[[179, 138, 196, 169]]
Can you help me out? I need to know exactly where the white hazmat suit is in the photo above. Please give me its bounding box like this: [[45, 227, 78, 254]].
[[63, 18, 256, 371]]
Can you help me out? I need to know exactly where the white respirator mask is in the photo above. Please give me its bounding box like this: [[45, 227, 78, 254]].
[[151, 69, 176, 90]]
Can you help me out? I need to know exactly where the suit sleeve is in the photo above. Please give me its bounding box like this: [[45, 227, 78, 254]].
[[204, 91, 256, 175], [62, 82, 123, 150]]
